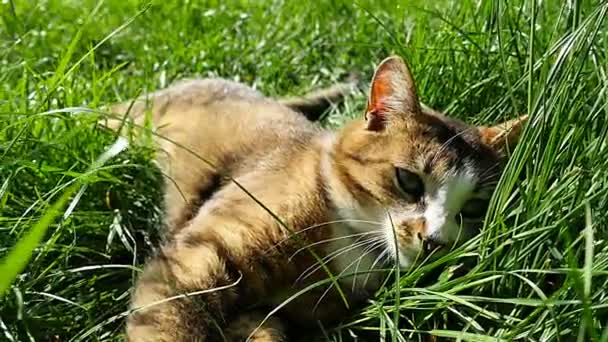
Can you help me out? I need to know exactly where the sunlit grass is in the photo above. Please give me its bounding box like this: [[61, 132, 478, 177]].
[[1, 0, 607, 340]]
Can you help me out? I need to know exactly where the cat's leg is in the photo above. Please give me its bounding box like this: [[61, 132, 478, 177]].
[[126, 209, 285, 341], [224, 312, 287, 342], [159, 148, 221, 234], [126, 239, 239, 342]]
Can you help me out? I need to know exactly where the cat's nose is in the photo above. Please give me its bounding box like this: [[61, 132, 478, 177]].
[[423, 238, 445, 254]]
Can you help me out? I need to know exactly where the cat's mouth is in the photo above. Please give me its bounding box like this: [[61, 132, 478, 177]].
[[421, 234, 452, 257], [389, 234, 455, 269]]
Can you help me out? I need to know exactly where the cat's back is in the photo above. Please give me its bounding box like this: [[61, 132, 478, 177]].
[[112, 78, 320, 170]]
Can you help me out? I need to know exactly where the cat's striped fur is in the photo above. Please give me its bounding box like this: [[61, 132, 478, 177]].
[[103, 56, 527, 341]]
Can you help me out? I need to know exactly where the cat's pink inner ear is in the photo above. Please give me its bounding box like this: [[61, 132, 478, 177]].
[[365, 56, 421, 131], [479, 115, 529, 154]]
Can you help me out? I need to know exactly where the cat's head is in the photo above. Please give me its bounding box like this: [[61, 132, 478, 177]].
[[328, 55, 527, 268]]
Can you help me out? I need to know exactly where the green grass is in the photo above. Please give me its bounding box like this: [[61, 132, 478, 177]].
[[1, 0, 607, 340]]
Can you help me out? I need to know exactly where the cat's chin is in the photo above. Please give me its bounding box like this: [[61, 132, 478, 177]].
[[393, 248, 421, 269], [392, 243, 451, 269]]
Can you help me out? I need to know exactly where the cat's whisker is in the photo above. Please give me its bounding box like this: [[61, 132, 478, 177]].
[[475, 175, 501, 191], [287, 231, 381, 262], [479, 173, 500, 181], [324, 237, 385, 288], [294, 239, 373, 284], [333, 237, 385, 288], [477, 161, 504, 182], [477, 182, 500, 193], [480, 183, 499, 191], [272, 219, 384, 249], [478, 171, 500, 183], [350, 238, 386, 292], [363, 248, 390, 286], [295, 237, 381, 284], [311, 239, 386, 312], [295, 235, 384, 284]]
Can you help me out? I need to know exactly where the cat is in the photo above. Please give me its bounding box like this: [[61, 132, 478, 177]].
[[103, 55, 527, 341]]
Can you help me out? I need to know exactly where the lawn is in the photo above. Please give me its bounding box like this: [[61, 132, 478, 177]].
[[1, 0, 607, 340]]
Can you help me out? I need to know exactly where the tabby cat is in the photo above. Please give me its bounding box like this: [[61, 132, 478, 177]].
[[104, 56, 527, 341]]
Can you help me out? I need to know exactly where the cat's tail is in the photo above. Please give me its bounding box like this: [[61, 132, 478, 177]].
[[278, 77, 359, 121]]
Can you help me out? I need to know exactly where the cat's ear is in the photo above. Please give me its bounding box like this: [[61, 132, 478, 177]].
[[478, 115, 529, 154], [365, 56, 421, 131]]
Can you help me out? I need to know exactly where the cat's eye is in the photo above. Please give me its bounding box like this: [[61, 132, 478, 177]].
[[395, 168, 424, 199], [460, 198, 489, 219]]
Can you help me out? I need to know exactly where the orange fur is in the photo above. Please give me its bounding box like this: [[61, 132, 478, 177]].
[[102, 57, 527, 341]]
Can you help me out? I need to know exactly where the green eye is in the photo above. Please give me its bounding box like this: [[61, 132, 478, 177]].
[[460, 198, 489, 219], [395, 168, 424, 199]]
